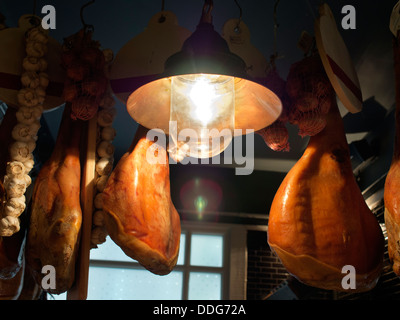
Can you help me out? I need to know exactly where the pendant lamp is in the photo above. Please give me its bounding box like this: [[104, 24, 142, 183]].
[[127, 0, 282, 159]]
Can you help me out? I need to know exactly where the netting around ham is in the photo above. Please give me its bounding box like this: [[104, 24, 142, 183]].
[[257, 120, 290, 152], [61, 30, 108, 121], [256, 68, 292, 152], [285, 54, 335, 137]]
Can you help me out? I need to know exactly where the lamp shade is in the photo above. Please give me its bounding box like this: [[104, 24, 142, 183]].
[[127, 11, 282, 136]]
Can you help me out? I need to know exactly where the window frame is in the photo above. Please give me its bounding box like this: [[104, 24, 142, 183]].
[[179, 223, 230, 300], [50, 221, 247, 300]]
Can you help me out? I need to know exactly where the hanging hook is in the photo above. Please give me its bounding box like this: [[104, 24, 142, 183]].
[[0, 12, 6, 30], [27, 0, 40, 27], [32, 0, 37, 15], [80, 0, 95, 32], [159, 0, 166, 23], [200, 0, 213, 24], [304, 0, 317, 20], [270, 0, 281, 67], [233, 0, 242, 33]]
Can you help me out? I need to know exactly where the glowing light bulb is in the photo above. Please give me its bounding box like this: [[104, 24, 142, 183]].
[[190, 78, 216, 125], [169, 74, 235, 159]]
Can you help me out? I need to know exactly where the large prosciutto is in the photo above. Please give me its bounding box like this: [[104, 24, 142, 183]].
[[384, 35, 400, 277], [26, 105, 83, 294], [268, 97, 384, 292], [102, 125, 181, 275]]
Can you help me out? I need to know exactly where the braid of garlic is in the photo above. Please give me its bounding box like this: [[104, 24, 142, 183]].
[[1, 25, 48, 236], [90, 48, 116, 248]]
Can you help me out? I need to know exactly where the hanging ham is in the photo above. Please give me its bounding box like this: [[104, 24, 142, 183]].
[[268, 96, 384, 292], [26, 105, 83, 294], [102, 125, 181, 275], [384, 35, 400, 277]]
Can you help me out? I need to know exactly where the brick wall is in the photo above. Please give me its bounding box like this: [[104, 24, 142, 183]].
[[246, 230, 289, 300], [246, 229, 335, 300]]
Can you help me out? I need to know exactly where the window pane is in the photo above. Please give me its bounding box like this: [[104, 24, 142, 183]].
[[90, 234, 186, 265], [48, 292, 66, 300], [177, 233, 185, 265], [190, 234, 223, 267], [87, 267, 183, 300], [90, 236, 132, 262], [188, 272, 221, 300]]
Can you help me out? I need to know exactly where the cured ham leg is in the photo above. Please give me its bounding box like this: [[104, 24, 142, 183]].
[[26, 105, 83, 294], [268, 98, 384, 292], [384, 35, 400, 276], [102, 125, 181, 275]]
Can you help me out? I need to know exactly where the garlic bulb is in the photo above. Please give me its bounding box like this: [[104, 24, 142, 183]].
[[97, 140, 115, 158], [6, 161, 25, 178], [0, 216, 20, 237], [26, 41, 47, 58], [11, 123, 32, 142], [99, 94, 116, 109], [101, 126, 116, 141], [26, 27, 48, 44], [34, 86, 46, 104], [95, 157, 113, 176], [94, 193, 103, 210], [97, 108, 116, 127], [28, 121, 41, 138], [93, 210, 105, 227], [22, 154, 34, 173], [4, 196, 26, 217], [9, 141, 32, 162], [15, 106, 42, 125], [3, 177, 27, 199], [17, 88, 39, 107], [21, 71, 40, 88], [96, 175, 109, 193], [90, 226, 107, 247], [22, 56, 47, 72]]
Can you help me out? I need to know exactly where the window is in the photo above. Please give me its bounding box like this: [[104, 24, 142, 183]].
[[50, 222, 246, 300]]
